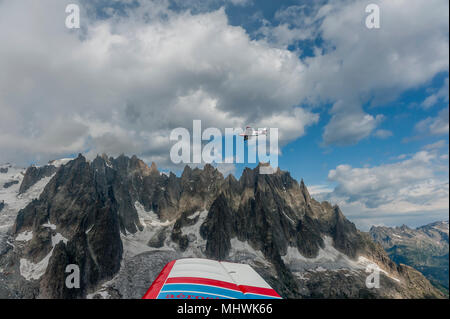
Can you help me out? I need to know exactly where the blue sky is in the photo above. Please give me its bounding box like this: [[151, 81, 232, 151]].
[[280, 72, 449, 185], [0, 0, 448, 229]]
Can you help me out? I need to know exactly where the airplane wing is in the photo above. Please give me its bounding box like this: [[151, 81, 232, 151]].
[[142, 258, 282, 299]]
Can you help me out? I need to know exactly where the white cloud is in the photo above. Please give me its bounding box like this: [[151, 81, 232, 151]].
[[322, 105, 384, 145], [422, 77, 449, 109], [259, 107, 319, 145], [0, 0, 317, 166], [308, 184, 334, 196], [415, 106, 449, 136], [423, 140, 447, 150], [267, 0, 449, 145], [228, 0, 252, 7], [256, 22, 313, 50], [315, 150, 449, 229], [315, 0, 448, 145], [328, 151, 438, 206], [373, 129, 393, 139]]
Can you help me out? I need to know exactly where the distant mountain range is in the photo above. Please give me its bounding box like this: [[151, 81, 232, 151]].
[[370, 221, 449, 295], [0, 154, 445, 299]]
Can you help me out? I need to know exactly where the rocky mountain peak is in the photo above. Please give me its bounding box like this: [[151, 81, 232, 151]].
[[128, 155, 157, 176], [399, 224, 411, 231], [224, 173, 238, 184], [299, 179, 311, 205], [181, 165, 193, 179], [149, 162, 158, 173]]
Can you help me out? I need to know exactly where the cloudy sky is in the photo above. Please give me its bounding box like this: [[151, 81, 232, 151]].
[[0, 0, 448, 229]]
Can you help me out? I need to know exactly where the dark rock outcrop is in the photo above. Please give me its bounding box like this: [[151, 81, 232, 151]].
[[19, 165, 58, 194], [200, 193, 234, 260], [3, 180, 19, 189]]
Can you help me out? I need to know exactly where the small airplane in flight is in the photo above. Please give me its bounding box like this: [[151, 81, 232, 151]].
[[239, 126, 268, 141]]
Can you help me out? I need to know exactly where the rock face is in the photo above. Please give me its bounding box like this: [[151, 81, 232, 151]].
[[0, 155, 445, 299], [3, 180, 19, 189], [370, 221, 449, 294], [19, 165, 58, 194]]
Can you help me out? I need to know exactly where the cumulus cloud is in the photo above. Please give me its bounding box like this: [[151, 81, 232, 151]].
[[315, 0, 448, 145], [264, 0, 449, 145], [314, 150, 449, 229], [0, 0, 316, 167], [257, 22, 313, 50], [328, 151, 438, 207], [259, 107, 319, 145], [322, 101, 384, 145]]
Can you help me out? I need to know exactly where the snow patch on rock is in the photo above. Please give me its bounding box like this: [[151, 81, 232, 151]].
[[20, 252, 53, 281], [180, 210, 209, 258], [48, 158, 73, 168], [228, 238, 271, 267], [15, 231, 33, 242], [120, 202, 176, 259], [42, 221, 57, 230], [282, 236, 360, 272], [1, 168, 54, 252], [357, 256, 401, 283], [19, 232, 68, 281], [282, 236, 401, 283], [135, 201, 172, 227]]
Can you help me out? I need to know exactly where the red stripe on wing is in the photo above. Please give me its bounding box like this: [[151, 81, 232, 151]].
[[239, 285, 281, 298], [142, 260, 176, 299], [165, 277, 240, 292]]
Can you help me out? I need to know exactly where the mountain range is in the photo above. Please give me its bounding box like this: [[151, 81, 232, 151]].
[[370, 221, 449, 295], [0, 154, 445, 299]]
